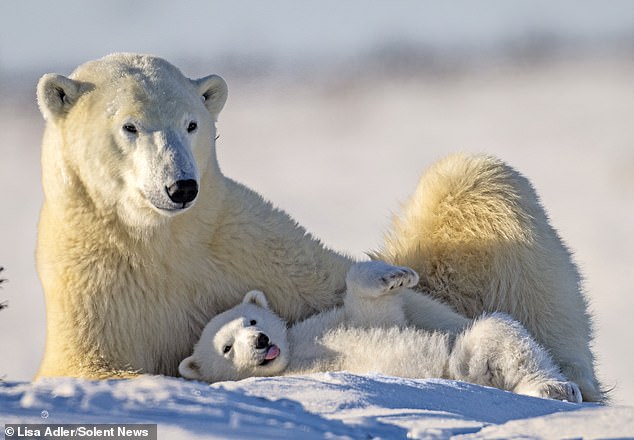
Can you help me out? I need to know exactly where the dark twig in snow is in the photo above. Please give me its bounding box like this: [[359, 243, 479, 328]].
[[0, 266, 6, 310]]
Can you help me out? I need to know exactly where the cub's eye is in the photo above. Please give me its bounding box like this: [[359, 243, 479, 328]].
[[187, 121, 198, 133], [222, 345, 232, 354], [123, 123, 138, 134], [250, 320, 257, 326]]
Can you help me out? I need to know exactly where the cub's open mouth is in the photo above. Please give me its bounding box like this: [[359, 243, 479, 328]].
[[259, 344, 280, 366]]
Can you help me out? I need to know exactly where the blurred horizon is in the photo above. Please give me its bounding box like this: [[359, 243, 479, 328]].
[[2, 1, 633, 79]]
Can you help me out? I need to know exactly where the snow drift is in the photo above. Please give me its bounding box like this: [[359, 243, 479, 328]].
[[1, 373, 632, 439]]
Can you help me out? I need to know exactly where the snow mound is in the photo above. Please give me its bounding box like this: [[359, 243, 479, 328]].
[[1, 373, 632, 439]]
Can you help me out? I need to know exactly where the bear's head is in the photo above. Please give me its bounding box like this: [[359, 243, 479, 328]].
[[179, 290, 290, 382], [37, 53, 228, 231]]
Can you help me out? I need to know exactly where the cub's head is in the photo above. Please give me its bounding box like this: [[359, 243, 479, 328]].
[[179, 291, 290, 383], [37, 53, 228, 230]]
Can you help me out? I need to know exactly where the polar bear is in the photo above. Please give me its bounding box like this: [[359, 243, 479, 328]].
[[36, 53, 602, 401], [179, 261, 582, 402], [372, 154, 603, 401]]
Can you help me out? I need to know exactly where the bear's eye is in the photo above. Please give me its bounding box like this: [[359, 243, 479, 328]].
[[123, 123, 138, 134], [187, 121, 198, 133], [222, 345, 232, 354], [249, 320, 257, 326]]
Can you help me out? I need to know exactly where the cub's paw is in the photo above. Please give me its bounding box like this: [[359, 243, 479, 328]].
[[547, 381, 583, 403], [347, 261, 419, 297], [518, 380, 583, 403], [379, 266, 419, 292]]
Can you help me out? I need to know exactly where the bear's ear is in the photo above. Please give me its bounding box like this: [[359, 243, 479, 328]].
[[37, 74, 86, 122], [194, 74, 228, 120], [178, 356, 202, 380], [243, 290, 269, 309]]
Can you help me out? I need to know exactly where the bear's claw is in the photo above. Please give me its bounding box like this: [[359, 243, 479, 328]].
[[379, 267, 420, 292]]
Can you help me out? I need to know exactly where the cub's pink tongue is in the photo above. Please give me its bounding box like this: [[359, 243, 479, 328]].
[[264, 344, 280, 360]]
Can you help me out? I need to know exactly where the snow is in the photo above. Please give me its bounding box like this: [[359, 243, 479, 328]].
[[1, 373, 632, 439]]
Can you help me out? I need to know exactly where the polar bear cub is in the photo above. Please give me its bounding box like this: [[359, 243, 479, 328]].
[[180, 261, 581, 402]]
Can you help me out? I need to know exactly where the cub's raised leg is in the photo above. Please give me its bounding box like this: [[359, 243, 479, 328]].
[[344, 261, 418, 327]]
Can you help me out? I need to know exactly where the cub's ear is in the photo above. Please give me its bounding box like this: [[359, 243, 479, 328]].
[[178, 356, 201, 380], [243, 290, 269, 309], [37, 74, 86, 122], [194, 74, 228, 120]]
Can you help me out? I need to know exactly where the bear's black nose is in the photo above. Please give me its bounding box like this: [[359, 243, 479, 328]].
[[166, 179, 198, 205], [255, 333, 269, 349]]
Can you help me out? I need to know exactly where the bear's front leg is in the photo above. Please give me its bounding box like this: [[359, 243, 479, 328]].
[[343, 261, 419, 327]]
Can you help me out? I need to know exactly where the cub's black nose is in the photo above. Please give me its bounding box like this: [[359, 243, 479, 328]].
[[255, 333, 270, 349], [166, 179, 198, 204]]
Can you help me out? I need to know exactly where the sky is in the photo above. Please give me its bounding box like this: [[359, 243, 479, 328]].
[[1, 0, 632, 74]]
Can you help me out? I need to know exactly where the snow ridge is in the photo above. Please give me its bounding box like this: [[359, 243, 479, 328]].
[[3, 373, 631, 439]]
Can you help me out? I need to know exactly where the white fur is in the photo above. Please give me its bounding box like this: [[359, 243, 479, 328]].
[[178, 291, 291, 382], [373, 154, 602, 401], [36, 53, 355, 379], [181, 262, 581, 402], [36, 54, 601, 401], [343, 260, 418, 327]]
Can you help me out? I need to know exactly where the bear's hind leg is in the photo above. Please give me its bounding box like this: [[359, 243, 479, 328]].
[[374, 153, 602, 401], [448, 312, 582, 402]]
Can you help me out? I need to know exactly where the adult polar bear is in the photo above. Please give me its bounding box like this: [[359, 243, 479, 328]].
[[35, 53, 602, 401]]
